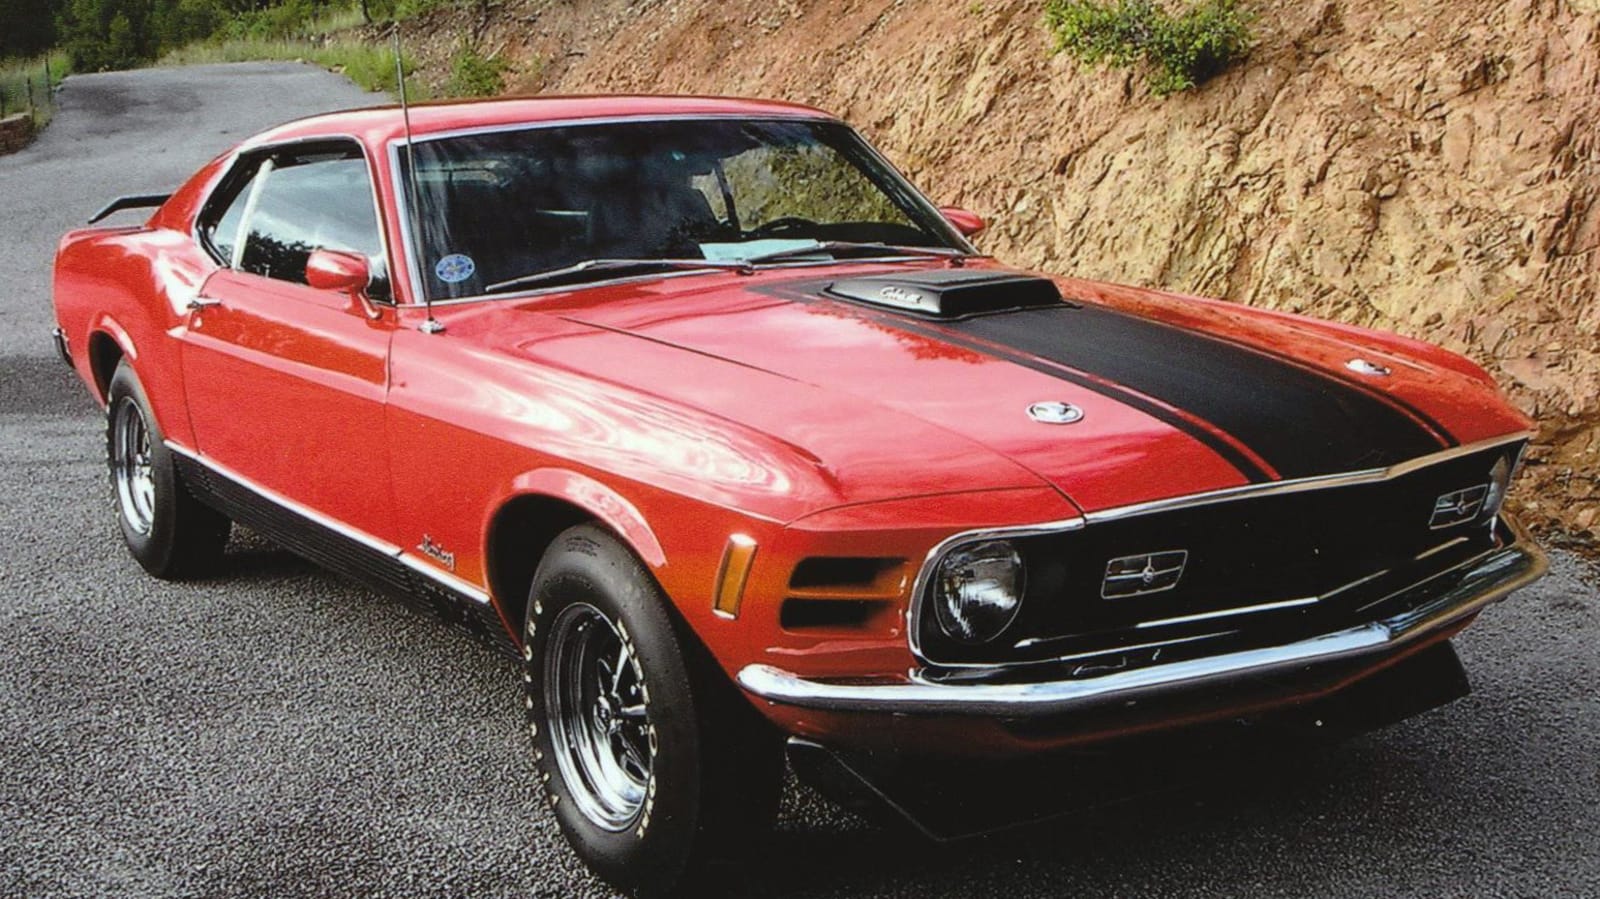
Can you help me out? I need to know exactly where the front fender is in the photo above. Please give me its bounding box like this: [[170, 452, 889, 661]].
[[502, 467, 667, 569]]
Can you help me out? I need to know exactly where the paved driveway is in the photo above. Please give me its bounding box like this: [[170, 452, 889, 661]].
[[1, 63, 1597, 898]]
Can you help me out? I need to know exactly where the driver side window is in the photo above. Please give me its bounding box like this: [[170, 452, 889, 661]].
[[198, 143, 387, 295]]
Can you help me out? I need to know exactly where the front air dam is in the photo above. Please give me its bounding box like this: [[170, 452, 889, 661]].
[[786, 639, 1473, 841]]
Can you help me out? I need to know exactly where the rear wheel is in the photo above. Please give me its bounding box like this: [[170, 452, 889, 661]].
[[523, 524, 783, 898], [106, 360, 230, 578]]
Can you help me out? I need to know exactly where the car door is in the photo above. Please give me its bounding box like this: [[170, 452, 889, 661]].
[[179, 140, 398, 543]]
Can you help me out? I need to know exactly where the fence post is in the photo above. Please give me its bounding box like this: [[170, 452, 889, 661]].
[[26, 77, 35, 124]]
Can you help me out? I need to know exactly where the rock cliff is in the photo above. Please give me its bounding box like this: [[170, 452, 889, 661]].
[[405, 0, 1600, 544]]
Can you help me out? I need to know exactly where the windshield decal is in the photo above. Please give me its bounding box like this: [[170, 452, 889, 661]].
[[698, 238, 820, 262], [435, 253, 476, 284]]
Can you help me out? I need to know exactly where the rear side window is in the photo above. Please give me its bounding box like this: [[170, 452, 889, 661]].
[[197, 142, 386, 292]]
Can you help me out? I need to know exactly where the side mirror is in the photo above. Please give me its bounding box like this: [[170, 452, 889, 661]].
[[306, 249, 381, 320], [939, 206, 987, 238]]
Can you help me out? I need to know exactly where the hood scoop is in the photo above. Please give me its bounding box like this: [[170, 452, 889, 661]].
[[825, 269, 1065, 319]]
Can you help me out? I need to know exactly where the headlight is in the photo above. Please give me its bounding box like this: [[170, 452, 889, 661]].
[[1483, 454, 1513, 522], [933, 539, 1026, 644]]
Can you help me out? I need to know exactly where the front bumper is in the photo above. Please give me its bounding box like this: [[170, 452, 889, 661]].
[[786, 639, 1475, 840], [738, 519, 1546, 719]]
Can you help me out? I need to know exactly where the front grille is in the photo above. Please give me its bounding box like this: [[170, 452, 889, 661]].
[[916, 442, 1524, 667]]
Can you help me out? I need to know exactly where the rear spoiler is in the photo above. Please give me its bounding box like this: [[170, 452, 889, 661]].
[[87, 193, 171, 225]]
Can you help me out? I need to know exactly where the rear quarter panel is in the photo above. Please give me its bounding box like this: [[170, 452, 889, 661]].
[[52, 226, 214, 445], [52, 154, 228, 439]]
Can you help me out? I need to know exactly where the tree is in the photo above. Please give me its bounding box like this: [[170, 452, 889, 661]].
[[57, 0, 164, 70], [36, 0, 346, 71], [106, 12, 138, 63], [0, 0, 61, 58]]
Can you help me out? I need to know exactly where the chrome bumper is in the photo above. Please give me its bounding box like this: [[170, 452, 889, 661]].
[[737, 527, 1547, 718], [51, 327, 72, 368]]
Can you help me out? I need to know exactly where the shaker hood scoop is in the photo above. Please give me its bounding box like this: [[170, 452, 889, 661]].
[[825, 269, 1066, 318]]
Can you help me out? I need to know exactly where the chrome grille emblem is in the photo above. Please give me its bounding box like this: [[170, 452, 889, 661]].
[[1102, 550, 1188, 599], [1430, 484, 1488, 529]]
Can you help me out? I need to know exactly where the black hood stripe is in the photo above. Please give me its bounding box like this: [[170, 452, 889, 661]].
[[863, 311, 1278, 481], [759, 277, 1449, 483], [1185, 324, 1460, 449], [949, 304, 1449, 481]]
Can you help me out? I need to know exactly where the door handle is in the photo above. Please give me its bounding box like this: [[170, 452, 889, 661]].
[[187, 296, 222, 311]]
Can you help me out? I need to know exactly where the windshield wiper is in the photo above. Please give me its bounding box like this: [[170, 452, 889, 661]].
[[484, 258, 754, 294], [483, 243, 976, 295], [740, 241, 973, 265]]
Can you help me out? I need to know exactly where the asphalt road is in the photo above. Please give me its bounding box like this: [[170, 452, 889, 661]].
[[2, 64, 1599, 899]]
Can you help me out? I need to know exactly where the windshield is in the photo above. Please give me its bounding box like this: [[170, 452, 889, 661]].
[[397, 118, 967, 301]]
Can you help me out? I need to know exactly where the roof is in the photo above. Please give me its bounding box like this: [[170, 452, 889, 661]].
[[245, 94, 837, 148]]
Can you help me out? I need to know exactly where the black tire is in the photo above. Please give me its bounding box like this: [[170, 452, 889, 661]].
[[523, 524, 783, 898], [106, 360, 230, 579]]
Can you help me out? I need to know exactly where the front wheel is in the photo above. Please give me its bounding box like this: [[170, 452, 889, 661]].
[[106, 360, 230, 578], [523, 524, 782, 897]]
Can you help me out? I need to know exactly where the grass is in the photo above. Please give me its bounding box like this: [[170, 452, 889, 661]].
[[0, 50, 71, 127], [444, 42, 508, 98], [158, 2, 431, 97], [160, 38, 422, 96]]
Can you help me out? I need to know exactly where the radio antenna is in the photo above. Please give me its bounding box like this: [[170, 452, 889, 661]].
[[393, 28, 443, 334]]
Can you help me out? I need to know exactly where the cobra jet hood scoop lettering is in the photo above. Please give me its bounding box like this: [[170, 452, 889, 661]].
[[826, 269, 1066, 319]]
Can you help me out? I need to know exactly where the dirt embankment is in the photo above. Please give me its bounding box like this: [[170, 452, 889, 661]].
[[399, 0, 1600, 546]]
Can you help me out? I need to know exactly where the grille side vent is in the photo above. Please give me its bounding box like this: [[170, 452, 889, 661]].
[[782, 556, 907, 633]]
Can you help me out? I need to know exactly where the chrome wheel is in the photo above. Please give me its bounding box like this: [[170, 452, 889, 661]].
[[112, 397, 156, 536], [545, 602, 653, 831]]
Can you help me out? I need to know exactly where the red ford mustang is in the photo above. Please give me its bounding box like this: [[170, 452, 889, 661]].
[[53, 95, 1546, 895]]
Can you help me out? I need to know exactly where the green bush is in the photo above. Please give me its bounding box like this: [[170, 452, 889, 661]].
[[444, 42, 507, 97], [55, 0, 351, 71], [1045, 0, 1253, 96], [220, 0, 344, 41], [360, 0, 450, 23], [325, 42, 412, 94]]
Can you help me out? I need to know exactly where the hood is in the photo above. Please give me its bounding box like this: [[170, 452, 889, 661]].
[[501, 262, 1530, 515]]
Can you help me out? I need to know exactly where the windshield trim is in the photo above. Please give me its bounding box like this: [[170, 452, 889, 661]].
[[385, 111, 834, 149], [384, 114, 976, 307]]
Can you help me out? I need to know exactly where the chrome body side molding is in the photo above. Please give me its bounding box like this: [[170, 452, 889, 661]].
[[165, 442, 508, 651]]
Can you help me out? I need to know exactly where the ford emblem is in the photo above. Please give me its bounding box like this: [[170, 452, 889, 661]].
[[1027, 401, 1084, 424]]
